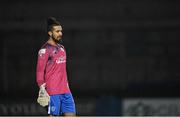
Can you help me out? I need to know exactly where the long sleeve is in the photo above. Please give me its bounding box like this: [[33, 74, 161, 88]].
[[36, 48, 49, 87]]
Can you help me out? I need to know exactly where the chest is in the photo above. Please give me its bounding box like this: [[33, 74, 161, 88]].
[[49, 47, 66, 64]]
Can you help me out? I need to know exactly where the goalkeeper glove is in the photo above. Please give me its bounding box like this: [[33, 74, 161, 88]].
[[37, 83, 50, 107]]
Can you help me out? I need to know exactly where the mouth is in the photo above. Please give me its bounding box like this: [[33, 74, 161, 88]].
[[57, 36, 61, 39]]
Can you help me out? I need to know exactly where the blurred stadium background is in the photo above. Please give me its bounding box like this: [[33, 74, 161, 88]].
[[0, 0, 180, 116]]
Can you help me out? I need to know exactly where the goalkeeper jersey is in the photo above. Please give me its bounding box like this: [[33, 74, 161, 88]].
[[36, 42, 71, 95]]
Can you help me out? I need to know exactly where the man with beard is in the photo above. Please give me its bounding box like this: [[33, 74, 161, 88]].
[[36, 17, 76, 116]]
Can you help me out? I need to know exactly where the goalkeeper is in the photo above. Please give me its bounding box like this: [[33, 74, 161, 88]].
[[36, 17, 76, 116]]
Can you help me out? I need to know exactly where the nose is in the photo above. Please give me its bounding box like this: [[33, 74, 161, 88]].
[[59, 31, 62, 36]]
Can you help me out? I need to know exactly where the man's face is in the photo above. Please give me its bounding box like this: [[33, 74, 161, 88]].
[[50, 25, 62, 42]]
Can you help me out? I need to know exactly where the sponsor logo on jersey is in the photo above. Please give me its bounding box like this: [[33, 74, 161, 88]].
[[56, 56, 66, 64]]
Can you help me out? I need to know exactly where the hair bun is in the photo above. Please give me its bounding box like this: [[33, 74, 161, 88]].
[[47, 17, 57, 26]]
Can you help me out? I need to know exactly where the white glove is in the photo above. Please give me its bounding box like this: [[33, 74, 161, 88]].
[[37, 83, 50, 107]]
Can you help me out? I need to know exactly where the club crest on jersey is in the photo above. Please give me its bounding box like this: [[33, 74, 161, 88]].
[[38, 49, 46, 56], [56, 56, 66, 64]]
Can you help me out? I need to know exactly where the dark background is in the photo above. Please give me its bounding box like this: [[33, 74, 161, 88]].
[[0, 0, 180, 115]]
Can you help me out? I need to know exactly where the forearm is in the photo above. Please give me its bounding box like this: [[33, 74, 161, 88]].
[[36, 72, 45, 87]]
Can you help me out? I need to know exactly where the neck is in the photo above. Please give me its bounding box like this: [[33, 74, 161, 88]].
[[47, 37, 57, 46]]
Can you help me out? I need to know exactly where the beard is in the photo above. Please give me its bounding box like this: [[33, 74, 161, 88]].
[[52, 34, 62, 44]]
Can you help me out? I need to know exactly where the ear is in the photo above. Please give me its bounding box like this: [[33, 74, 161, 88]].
[[48, 31, 52, 36]]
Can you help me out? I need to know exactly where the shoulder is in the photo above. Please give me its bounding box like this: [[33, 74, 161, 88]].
[[38, 43, 51, 56], [58, 44, 66, 51], [58, 44, 66, 52], [41, 43, 52, 49], [58, 44, 64, 48]]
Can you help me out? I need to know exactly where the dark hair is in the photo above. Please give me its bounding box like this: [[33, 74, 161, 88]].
[[47, 17, 60, 32]]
